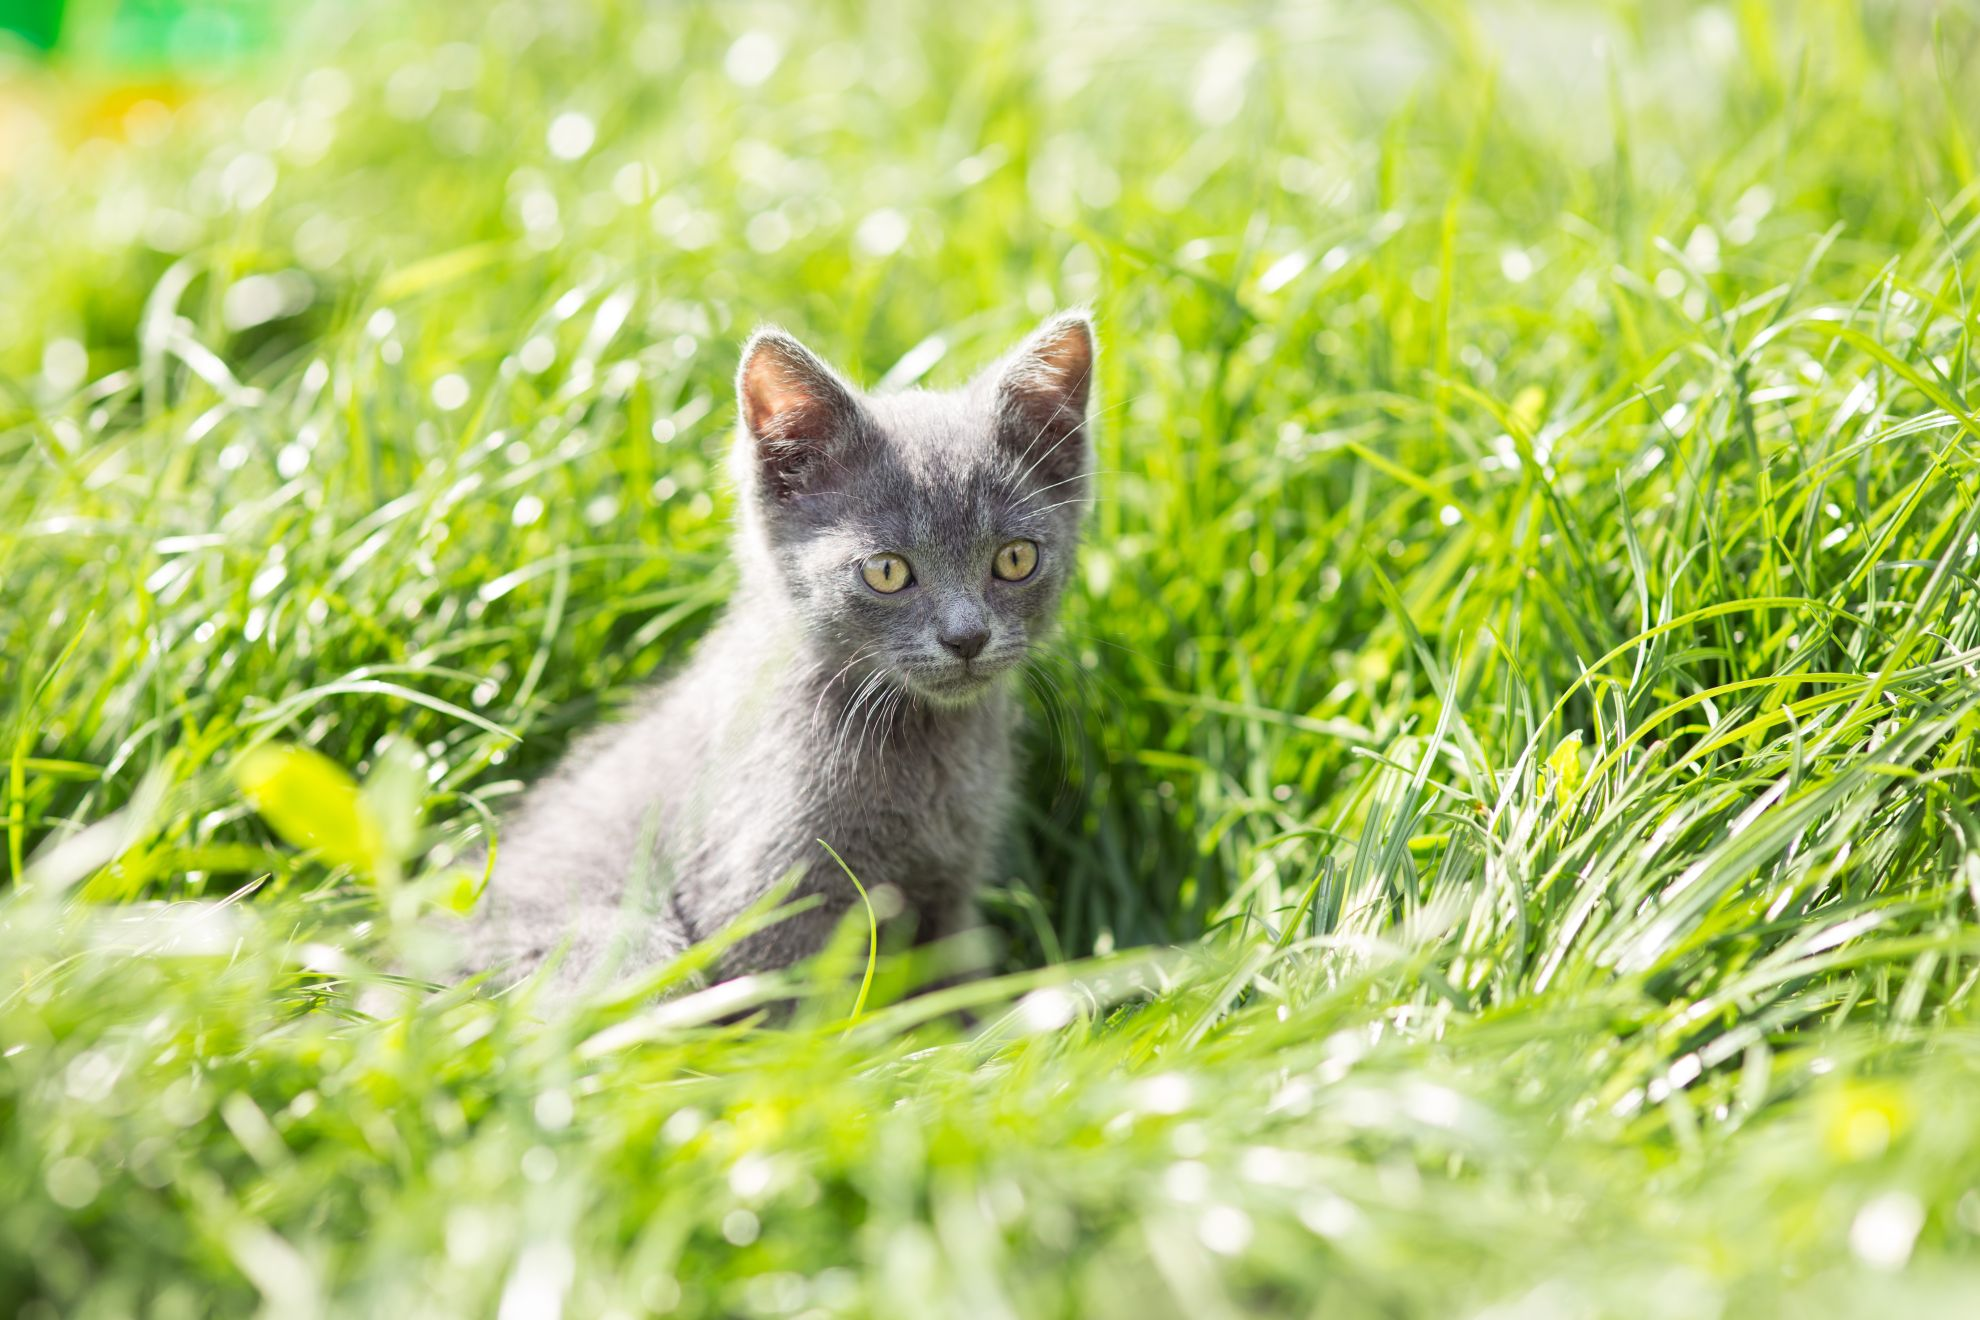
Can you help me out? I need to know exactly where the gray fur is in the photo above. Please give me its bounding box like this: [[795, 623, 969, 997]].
[[460, 311, 1096, 994]]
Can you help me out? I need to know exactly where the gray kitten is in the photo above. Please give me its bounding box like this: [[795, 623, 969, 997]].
[[461, 311, 1095, 993]]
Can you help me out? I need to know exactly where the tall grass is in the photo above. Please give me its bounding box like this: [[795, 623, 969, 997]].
[[6, 0, 1980, 1314]]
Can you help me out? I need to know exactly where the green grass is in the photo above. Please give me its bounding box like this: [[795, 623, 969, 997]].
[[6, 0, 1980, 1313]]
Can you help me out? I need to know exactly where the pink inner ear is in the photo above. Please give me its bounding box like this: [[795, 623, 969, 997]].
[[1032, 320, 1094, 387], [738, 334, 860, 498], [1005, 317, 1094, 423], [741, 352, 818, 440]]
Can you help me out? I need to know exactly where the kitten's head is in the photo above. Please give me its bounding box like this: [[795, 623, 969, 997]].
[[731, 311, 1095, 708]]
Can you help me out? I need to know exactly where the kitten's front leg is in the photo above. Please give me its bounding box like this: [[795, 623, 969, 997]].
[[715, 883, 857, 980], [907, 893, 996, 1001]]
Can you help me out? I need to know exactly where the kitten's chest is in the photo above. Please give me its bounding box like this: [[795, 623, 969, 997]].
[[803, 698, 1015, 864]]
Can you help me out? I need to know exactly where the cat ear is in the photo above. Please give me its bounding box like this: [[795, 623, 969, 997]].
[[988, 311, 1095, 484], [736, 328, 864, 500]]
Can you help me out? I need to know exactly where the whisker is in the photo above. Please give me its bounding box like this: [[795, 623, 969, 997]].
[[829, 668, 889, 777], [1020, 659, 1069, 749], [876, 686, 908, 761], [1019, 657, 1082, 807], [1002, 369, 1088, 485], [853, 677, 897, 766], [1002, 394, 1137, 496], [1056, 629, 1165, 668], [812, 646, 879, 731], [1008, 468, 1117, 511], [1031, 643, 1131, 718], [1020, 496, 1100, 519]]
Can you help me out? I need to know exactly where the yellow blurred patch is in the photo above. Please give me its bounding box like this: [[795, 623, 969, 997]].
[[1546, 732, 1584, 808], [1819, 1081, 1911, 1162], [235, 743, 386, 878], [1510, 385, 1547, 438]]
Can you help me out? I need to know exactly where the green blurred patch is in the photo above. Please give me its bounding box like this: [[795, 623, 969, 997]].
[[0, 0, 62, 50], [1, 0, 277, 65]]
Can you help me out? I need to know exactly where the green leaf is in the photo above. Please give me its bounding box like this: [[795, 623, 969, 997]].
[[1546, 732, 1584, 808], [235, 744, 386, 878]]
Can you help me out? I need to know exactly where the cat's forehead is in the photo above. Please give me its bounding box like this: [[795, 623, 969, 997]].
[[815, 390, 1023, 546], [862, 390, 1006, 485]]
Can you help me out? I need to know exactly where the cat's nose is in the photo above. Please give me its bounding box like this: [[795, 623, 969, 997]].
[[939, 624, 989, 660]]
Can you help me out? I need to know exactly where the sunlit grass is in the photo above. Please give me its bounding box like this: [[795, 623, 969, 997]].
[[6, 0, 1980, 1314]]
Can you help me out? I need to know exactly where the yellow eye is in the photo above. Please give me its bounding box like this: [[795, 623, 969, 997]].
[[993, 539, 1039, 582], [860, 553, 912, 594]]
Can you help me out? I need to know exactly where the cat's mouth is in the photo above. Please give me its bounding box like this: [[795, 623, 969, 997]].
[[900, 655, 1014, 707]]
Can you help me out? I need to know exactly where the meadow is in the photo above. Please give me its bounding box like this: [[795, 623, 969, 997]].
[[5, 0, 1980, 1314]]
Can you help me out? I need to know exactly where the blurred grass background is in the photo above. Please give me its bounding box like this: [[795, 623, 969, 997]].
[[6, 0, 1980, 1315]]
